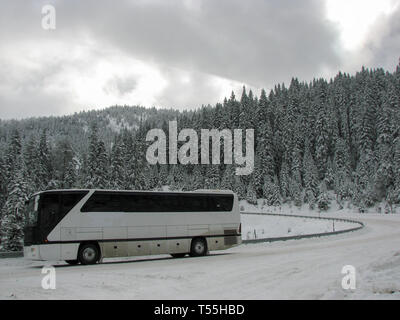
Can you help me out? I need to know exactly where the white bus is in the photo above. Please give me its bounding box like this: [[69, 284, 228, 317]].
[[23, 189, 241, 265]]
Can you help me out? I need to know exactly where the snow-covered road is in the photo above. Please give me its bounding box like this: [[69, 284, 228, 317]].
[[0, 214, 399, 299]]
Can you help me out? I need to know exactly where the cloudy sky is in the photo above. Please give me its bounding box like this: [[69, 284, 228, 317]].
[[0, 0, 399, 119]]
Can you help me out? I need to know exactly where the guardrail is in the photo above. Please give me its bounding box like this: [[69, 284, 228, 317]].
[[240, 212, 364, 244]]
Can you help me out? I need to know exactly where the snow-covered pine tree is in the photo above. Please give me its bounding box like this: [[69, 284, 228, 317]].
[[122, 130, 136, 189], [333, 138, 352, 201], [52, 138, 75, 189], [0, 155, 5, 214], [204, 165, 220, 190], [157, 164, 169, 189], [262, 175, 281, 206], [86, 124, 109, 189], [234, 175, 246, 200], [279, 160, 290, 203], [354, 149, 377, 210], [23, 135, 39, 193], [0, 155, 28, 251], [246, 179, 257, 205], [64, 157, 77, 189], [110, 136, 125, 189], [317, 180, 331, 211], [290, 147, 303, 207], [303, 140, 319, 209], [3, 129, 22, 193], [37, 130, 53, 190], [374, 85, 395, 201], [314, 80, 331, 180], [393, 135, 400, 204], [220, 165, 235, 191]]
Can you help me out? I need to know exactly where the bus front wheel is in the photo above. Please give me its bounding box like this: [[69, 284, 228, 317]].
[[190, 238, 208, 257], [78, 243, 100, 265]]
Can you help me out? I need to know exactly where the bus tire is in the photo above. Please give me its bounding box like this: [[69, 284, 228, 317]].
[[171, 253, 186, 258], [65, 259, 79, 265], [190, 238, 208, 257], [78, 243, 100, 265]]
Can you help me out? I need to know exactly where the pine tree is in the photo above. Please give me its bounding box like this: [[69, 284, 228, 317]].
[[354, 149, 376, 209], [86, 124, 108, 188], [220, 165, 235, 191], [204, 165, 220, 189], [317, 181, 331, 211], [279, 160, 290, 202], [374, 82, 397, 200], [0, 156, 28, 251], [393, 134, 400, 204], [333, 138, 353, 201], [303, 141, 319, 208], [262, 175, 281, 206], [110, 136, 125, 189], [246, 179, 258, 205], [64, 157, 77, 189], [37, 130, 53, 190], [3, 129, 22, 193], [314, 81, 331, 179]]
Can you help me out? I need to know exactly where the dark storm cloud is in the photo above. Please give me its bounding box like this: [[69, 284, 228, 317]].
[[53, 0, 342, 87], [0, 0, 343, 118]]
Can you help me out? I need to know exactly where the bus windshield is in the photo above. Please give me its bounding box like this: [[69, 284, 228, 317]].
[[25, 195, 39, 227]]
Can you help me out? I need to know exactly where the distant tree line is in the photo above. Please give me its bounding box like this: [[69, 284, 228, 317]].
[[0, 64, 400, 250]]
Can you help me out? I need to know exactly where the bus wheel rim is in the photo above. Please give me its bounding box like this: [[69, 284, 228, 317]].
[[83, 247, 96, 261], [195, 242, 204, 254]]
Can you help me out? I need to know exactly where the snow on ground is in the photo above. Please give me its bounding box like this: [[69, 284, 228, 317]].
[[0, 212, 399, 300]]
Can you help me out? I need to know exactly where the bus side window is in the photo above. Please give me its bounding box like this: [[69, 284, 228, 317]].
[[209, 195, 233, 212], [61, 192, 88, 216]]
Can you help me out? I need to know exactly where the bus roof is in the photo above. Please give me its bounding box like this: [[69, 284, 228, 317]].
[[31, 189, 235, 197]]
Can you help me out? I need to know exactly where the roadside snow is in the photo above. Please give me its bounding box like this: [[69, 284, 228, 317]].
[[241, 214, 355, 240]]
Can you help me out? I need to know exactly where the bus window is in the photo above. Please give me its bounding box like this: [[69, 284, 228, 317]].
[[82, 192, 233, 213], [41, 193, 60, 228], [210, 195, 233, 211], [25, 195, 40, 227], [61, 192, 88, 216], [181, 195, 209, 212], [81, 192, 125, 212]]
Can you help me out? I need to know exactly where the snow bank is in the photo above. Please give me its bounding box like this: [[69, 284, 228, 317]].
[[241, 214, 357, 240]]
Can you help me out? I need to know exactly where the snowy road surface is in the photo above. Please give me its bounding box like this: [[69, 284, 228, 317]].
[[0, 214, 399, 299]]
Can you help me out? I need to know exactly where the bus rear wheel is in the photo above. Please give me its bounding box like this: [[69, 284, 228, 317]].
[[65, 259, 79, 265], [190, 238, 208, 257], [78, 243, 100, 265]]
